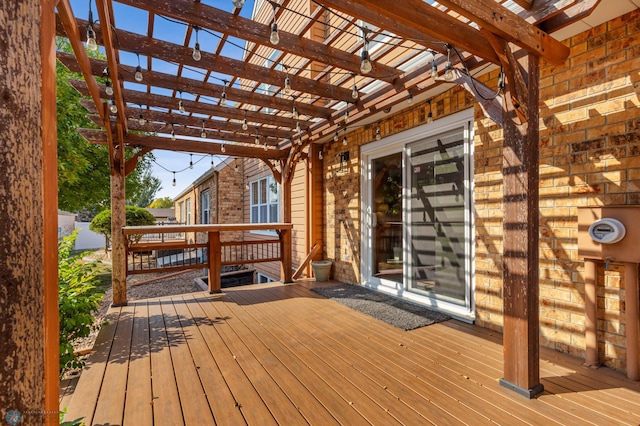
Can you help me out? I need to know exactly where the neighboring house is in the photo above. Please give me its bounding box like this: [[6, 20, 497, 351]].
[[144, 208, 176, 223], [244, 1, 640, 375]]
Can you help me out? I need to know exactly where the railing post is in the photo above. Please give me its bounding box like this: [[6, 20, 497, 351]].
[[208, 231, 221, 293], [280, 228, 293, 283]]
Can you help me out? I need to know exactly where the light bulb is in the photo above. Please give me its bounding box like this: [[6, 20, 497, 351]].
[[242, 118, 248, 131], [342, 136, 347, 146], [407, 93, 413, 105], [427, 111, 433, 123], [105, 80, 114, 96], [352, 85, 359, 100], [255, 135, 260, 144], [190, 154, 194, 168], [334, 131, 339, 142], [444, 62, 454, 82], [375, 128, 381, 141], [138, 114, 145, 126], [135, 65, 143, 82], [263, 142, 268, 151], [221, 144, 226, 153], [431, 60, 438, 80], [178, 100, 185, 113], [192, 43, 201, 61], [295, 121, 301, 132], [172, 178, 176, 187], [360, 50, 372, 74], [318, 151, 323, 160], [344, 110, 349, 124], [292, 106, 299, 120], [171, 129, 176, 141], [220, 91, 227, 106], [232, 0, 246, 8], [109, 101, 117, 114], [270, 23, 280, 45], [86, 26, 98, 52], [284, 77, 291, 95], [201, 130, 206, 138]]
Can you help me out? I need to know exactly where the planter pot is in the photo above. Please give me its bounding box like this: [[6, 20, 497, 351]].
[[311, 260, 332, 282]]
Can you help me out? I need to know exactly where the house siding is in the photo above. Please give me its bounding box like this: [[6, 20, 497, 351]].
[[321, 10, 640, 373]]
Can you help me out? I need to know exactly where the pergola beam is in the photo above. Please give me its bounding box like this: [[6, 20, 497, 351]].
[[117, 0, 399, 81], [78, 129, 289, 160]]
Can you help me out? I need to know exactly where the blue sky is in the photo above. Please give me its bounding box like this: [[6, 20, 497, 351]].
[[67, 0, 256, 200]]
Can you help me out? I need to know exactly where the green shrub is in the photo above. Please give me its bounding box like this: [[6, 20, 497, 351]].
[[90, 205, 156, 249], [59, 230, 103, 373]]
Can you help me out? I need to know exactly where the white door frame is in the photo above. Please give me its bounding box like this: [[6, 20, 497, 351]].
[[360, 108, 475, 321]]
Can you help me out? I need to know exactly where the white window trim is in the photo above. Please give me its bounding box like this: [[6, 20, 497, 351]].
[[201, 190, 210, 224], [250, 175, 280, 236], [185, 198, 191, 225]]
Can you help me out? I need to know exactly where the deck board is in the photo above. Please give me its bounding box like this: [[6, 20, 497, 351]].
[[63, 282, 640, 425]]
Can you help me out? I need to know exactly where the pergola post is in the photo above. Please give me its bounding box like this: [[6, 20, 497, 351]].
[[499, 52, 543, 398], [109, 119, 127, 306], [0, 0, 58, 423], [280, 175, 294, 283]]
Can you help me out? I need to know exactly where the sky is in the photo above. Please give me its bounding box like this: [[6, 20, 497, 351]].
[[67, 0, 256, 201]]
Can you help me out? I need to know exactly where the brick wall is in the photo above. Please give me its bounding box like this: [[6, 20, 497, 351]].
[[322, 9, 640, 372]]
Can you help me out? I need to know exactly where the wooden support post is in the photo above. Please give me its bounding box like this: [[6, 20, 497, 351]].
[[624, 262, 639, 380], [109, 119, 127, 306], [280, 175, 294, 283], [208, 231, 222, 293], [584, 259, 599, 367], [0, 0, 55, 421], [42, 0, 60, 421], [499, 51, 543, 398]]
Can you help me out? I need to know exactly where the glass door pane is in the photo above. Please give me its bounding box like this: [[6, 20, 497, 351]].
[[372, 153, 403, 284], [408, 128, 468, 305]]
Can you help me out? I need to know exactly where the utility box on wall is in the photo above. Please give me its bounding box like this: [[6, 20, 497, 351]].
[[578, 206, 640, 262]]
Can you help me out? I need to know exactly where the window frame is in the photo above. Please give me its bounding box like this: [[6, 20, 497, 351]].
[[249, 175, 280, 236], [201, 190, 210, 224]]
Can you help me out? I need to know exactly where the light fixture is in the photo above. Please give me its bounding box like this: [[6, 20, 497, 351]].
[[407, 92, 413, 105], [241, 110, 249, 130], [292, 105, 299, 120], [220, 81, 227, 107], [375, 128, 381, 141], [210, 154, 214, 167], [232, 0, 246, 9], [270, 4, 280, 45], [105, 79, 114, 96], [178, 91, 185, 113], [192, 27, 202, 62], [170, 124, 176, 141], [360, 28, 372, 74], [351, 74, 359, 100], [200, 122, 206, 139], [444, 45, 454, 82], [172, 172, 176, 187], [138, 114, 145, 126], [221, 144, 226, 153], [342, 129, 347, 146], [498, 69, 505, 91], [85, 4, 98, 52], [344, 110, 349, 124], [284, 70, 292, 95], [334, 131, 339, 142], [427, 100, 433, 123], [234, 162, 239, 173], [295, 121, 301, 132], [263, 142, 268, 151], [109, 100, 117, 114], [254, 128, 260, 144], [318, 150, 323, 160], [298, 136, 302, 145], [190, 153, 194, 169], [135, 53, 143, 82], [430, 57, 438, 80]]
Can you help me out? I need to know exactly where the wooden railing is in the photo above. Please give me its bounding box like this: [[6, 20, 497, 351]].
[[123, 223, 293, 295]]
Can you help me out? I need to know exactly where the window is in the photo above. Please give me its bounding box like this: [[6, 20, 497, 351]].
[[201, 191, 210, 224], [185, 198, 191, 225], [257, 273, 275, 283], [179, 201, 185, 223], [250, 176, 279, 224]]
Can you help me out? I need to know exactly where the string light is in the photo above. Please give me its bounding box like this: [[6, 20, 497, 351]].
[[200, 122, 206, 139], [351, 74, 358, 100], [318, 150, 323, 160], [137, 104, 145, 125], [178, 91, 185, 113], [375, 128, 381, 140], [170, 124, 176, 141], [220, 81, 227, 106], [192, 26, 202, 61], [344, 110, 349, 124], [295, 121, 301, 132], [431, 57, 438, 80], [342, 129, 347, 146], [444, 45, 454, 82], [172, 172, 176, 186], [360, 29, 372, 74], [254, 128, 260, 144], [221, 144, 226, 153], [334, 131, 339, 142], [85, 4, 98, 52], [190, 153, 194, 169], [109, 100, 117, 114], [283, 68, 292, 95], [498, 69, 505, 91], [105, 79, 114, 96], [407, 92, 413, 105], [263, 142, 268, 151], [242, 118, 248, 131], [135, 53, 143, 82], [427, 100, 433, 123], [292, 105, 299, 120], [270, 3, 280, 45], [232, 0, 246, 9]]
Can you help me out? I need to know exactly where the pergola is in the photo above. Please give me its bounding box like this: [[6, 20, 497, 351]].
[[1, 0, 600, 422]]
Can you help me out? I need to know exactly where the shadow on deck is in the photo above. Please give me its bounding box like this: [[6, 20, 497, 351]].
[[61, 280, 640, 425]]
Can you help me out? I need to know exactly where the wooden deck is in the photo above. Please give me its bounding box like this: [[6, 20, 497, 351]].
[[61, 281, 640, 425]]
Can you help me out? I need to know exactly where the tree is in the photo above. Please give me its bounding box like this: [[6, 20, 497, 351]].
[[128, 166, 162, 208], [89, 206, 156, 250], [149, 197, 175, 208], [56, 38, 161, 211]]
